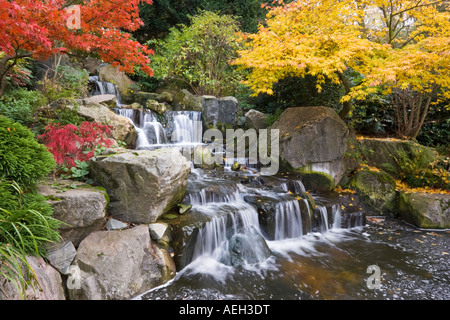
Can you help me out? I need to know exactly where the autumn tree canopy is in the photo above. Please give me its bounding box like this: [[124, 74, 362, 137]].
[[0, 0, 154, 96], [233, 0, 450, 139]]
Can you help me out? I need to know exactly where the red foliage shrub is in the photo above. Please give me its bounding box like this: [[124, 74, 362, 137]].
[[38, 121, 115, 168]]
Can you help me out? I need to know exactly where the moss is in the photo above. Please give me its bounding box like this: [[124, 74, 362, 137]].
[[398, 192, 450, 229], [299, 170, 335, 192], [91, 186, 110, 207], [349, 170, 397, 216]]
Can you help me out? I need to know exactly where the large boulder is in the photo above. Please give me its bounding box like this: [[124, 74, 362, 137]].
[[98, 64, 137, 103], [202, 95, 239, 133], [0, 256, 65, 300], [349, 169, 397, 216], [69, 101, 138, 148], [358, 138, 436, 179], [245, 109, 267, 130], [271, 107, 353, 189], [172, 89, 202, 111], [38, 180, 108, 247], [68, 225, 176, 300], [89, 148, 191, 224], [398, 192, 450, 229]]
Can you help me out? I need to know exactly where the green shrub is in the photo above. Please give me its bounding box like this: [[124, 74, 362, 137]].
[[0, 116, 56, 188], [0, 88, 47, 126], [38, 65, 89, 103], [149, 11, 244, 97], [0, 180, 61, 299], [394, 144, 450, 191]]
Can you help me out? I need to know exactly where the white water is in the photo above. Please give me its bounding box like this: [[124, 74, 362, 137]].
[[172, 111, 203, 144], [89, 76, 123, 106], [274, 200, 303, 240], [107, 96, 362, 269]]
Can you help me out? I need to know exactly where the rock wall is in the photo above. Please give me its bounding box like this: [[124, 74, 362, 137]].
[[0, 148, 190, 300]]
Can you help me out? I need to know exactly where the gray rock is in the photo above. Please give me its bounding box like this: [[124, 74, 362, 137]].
[[38, 181, 108, 246], [68, 225, 176, 300], [245, 109, 267, 130], [98, 64, 137, 103], [148, 223, 168, 241], [201, 95, 219, 128], [0, 256, 65, 300], [271, 107, 352, 187], [398, 192, 450, 229], [222, 227, 272, 267], [173, 89, 202, 111], [81, 94, 117, 109], [45, 241, 77, 274], [67, 102, 138, 148], [202, 96, 239, 133], [218, 96, 239, 128], [105, 218, 128, 231], [89, 148, 191, 224]]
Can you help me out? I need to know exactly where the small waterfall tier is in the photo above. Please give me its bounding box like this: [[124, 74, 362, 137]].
[[115, 108, 203, 150], [89, 76, 122, 106]]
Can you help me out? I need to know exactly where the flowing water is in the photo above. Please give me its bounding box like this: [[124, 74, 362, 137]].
[[136, 167, 450, 300], [91, 82, 450, 300]]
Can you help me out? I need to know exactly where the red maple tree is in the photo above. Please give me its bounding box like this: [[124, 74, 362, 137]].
[[38, 121, 115, 168], [0, 0, 154, 95]]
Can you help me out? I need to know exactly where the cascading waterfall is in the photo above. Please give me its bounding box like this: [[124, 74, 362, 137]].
[[89, 76, 122, 106], [317, 205, 330, 232], [274, 200, 303, 240], [115, 108, 167, 147], [99, 87, 366, 269], [172, 111, 203, 144], [331, 204, 342, 229]]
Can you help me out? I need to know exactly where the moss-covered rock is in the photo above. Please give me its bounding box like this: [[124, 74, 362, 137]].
[[300, 171, 335, 192], [358, 138, 436, 178], [145, 99, 169, 114], [397, 192, 450, 229], [270, 107, 353, 186], [173, 89, 202, 111], [349, 169, 397, 216]]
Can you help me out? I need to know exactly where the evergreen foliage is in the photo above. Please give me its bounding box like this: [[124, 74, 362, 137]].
[[0, 116, 56, 188]]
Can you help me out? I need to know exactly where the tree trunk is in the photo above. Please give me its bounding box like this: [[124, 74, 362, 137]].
[[0, 53, 34, 97], [0, 56, 10, 97], [337, 71, 353, 120], [392, 88, 433, 140]]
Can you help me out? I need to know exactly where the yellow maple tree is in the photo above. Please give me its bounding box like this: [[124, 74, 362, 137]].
[[233, 0, 450, 139]]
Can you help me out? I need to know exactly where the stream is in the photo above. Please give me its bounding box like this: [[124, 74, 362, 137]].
[[135, 167, 450, 300], [91, 79, 450, 300]]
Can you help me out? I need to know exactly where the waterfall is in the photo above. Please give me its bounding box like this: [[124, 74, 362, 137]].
[[280, 179, 306, 194], [191, 207, 260, 260], [172, 111, 203, 144], [331, 204, 342, 229], [115, 108, 167, 148], [316, 205, 329, 232], [274, 200, 303, 240], [187, 188, 241, 205], [89, 76, 122, 106]]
